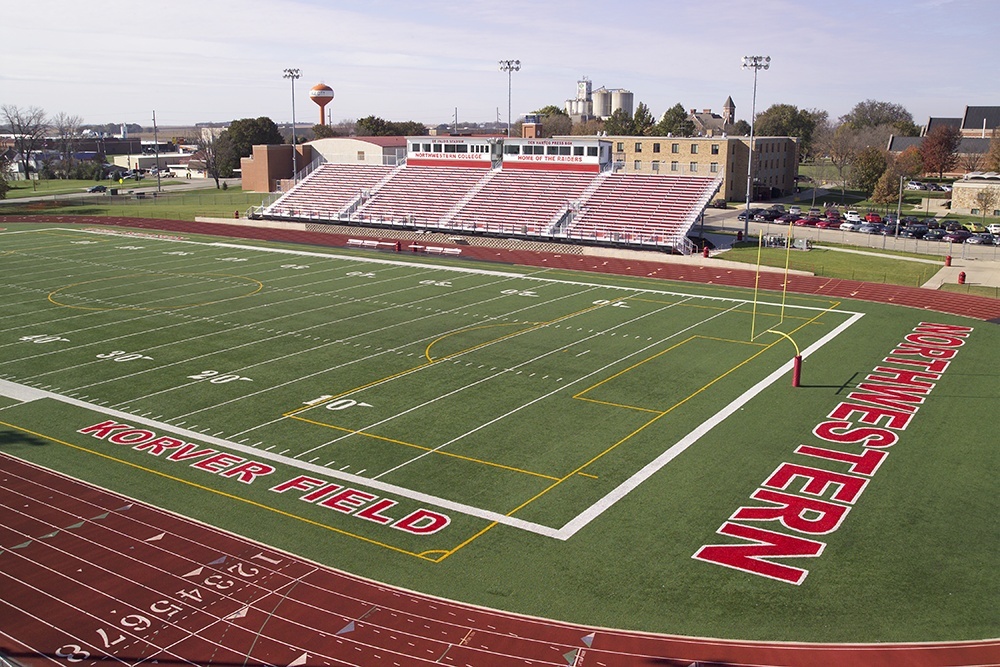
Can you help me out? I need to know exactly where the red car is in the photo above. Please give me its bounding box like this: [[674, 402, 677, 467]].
[[865, 212, 882, 223], [794, 216, 822, 226], [815, 218, 839, 229]]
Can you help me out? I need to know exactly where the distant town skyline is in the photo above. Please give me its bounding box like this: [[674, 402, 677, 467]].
[[4, 0, 998, 130]]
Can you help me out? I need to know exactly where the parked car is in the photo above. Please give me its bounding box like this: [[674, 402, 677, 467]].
[[788, 206, 802, 215], [966, 233, 995, 245], [858, 223, 885, 234], [844, 210, 861, 222], [939, 184, 952, 192], [923, 230, 947, 241], [86, 185, 107, 193], [777, 214, 801, 224], [815, 218, 839, 229], [754, 209, 782, 222], [768, 204, 786, 214], [794, 217, 822, 226], [961, 222, 987, 233], [737, 208, 766, 221], [987, 223, 1000, 235], [864, 212, 883, 223], [942, 230, 972, 243], [840, 221, 862, 232]]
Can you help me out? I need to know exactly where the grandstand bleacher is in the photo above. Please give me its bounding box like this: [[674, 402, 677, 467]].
[[259, 157, 721, 254]]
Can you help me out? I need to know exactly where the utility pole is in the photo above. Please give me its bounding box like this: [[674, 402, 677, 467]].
[[152, 110, 161, 192]]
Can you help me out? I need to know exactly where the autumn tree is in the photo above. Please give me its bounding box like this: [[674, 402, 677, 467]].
[[895, 145, 924, 178], [1, 105, 48, 180], [571, 118, 604, 136], [851, 146, 887, 195], [920, 125, 962, 178], [987, 130, 1000, 171], [196, 129, 231, 188], [871, 165, 901, 209], [654, 103, 694, 137], [959, 146, 986, 173]]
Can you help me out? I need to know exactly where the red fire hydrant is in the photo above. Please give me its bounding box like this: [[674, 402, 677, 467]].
[[702, 245, 709, 258], [958, 271, 966, 285], [945, 255, 952, 267], [234, 210, 239, 219]]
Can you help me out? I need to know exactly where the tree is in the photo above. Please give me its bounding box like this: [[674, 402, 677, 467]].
[[822, 123, 861, 199], [987, 130, 1000, 172], [959, 146, 986, 173], [871, 165, 901, 209], [51, 112, 83, 177], [631, 102, 655, 136], [753, 104, 827, 161], [654, 103, 694, 137], [355, 116, 426, 137], [920, 125, 962, 178], [531, 106, 571, 137], [0, 154, 10, 199], [974, 188, 999, 225], [225, 116, 283, 157], [1, 105, 48, 180], [895, 146, 924, 178], [196, 129, 229, 189], [603, 108, 634, 136], [841, 100, 915, 131], [731, 119, 751, 136], [850, 146, 887, 195], [312, 124, 338, 139], [571, 118, 604, 136]]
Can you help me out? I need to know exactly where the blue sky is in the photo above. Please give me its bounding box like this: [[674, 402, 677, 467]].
[[4, 0, 997, 129]]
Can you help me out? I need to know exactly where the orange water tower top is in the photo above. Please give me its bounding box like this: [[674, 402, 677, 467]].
[[309, 83, 335, 125]]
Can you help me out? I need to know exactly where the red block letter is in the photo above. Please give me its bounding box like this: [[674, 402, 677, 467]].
[[693, 522, 825, 585]]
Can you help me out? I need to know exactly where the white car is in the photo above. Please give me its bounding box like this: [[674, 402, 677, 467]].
[[788, 206, 802, 215], [844, 210, 861, 222], [987, 223, 1000, 235], [840, 221, 862, 232]]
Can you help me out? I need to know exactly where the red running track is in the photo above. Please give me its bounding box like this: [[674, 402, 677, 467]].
[[1, 454, 998, 667], [3, 214, 1000, 321]]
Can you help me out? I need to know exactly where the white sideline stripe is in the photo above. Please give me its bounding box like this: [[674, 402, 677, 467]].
[[553, 310, 866, 540]]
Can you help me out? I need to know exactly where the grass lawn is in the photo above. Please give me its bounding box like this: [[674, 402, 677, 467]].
[[3, 177, 190, 199], [720, 244, 941, 286], [0, 185, 266, 219]]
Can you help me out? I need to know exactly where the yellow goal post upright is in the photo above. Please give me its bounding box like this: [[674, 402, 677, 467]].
[[749, 219, 802, 387]]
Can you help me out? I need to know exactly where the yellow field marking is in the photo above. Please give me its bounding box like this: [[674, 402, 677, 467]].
[[431, 521, 500, 562], [47, 273, 263, 311], [627, 295, 813, 321], [503, 310, 838, 516], [577, 472, 598, 479], [0, 420, 442, 561], [424, 322, 537, 362], [285, 414, 559, 481]]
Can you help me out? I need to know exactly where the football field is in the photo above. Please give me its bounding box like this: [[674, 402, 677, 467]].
[[0, 223, 996, 644]]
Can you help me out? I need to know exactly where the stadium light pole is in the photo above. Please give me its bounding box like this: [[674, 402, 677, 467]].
[[283, 68, 301, 181], [499, 59, 521, 137], [741, 55, 770, 240]]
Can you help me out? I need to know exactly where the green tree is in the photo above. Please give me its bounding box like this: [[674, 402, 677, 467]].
[[631, 102, 655, 136], [841, 99, 914, 130], [355, 116, 426, 136], [731, 119, 751, 136], [654, 103, 694, 137], [920, 125, 962, 178], [753, 104, 826, 160], [603, 108, 634, 135], [851, 146, 887, 195], [312, 124, 338, 139], [219, 117, 283, 174]]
